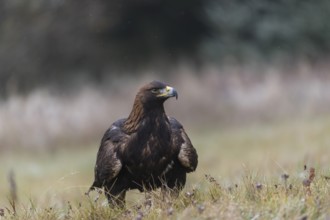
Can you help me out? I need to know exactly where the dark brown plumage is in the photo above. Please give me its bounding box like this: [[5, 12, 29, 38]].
[[87, 80, 198, 207]]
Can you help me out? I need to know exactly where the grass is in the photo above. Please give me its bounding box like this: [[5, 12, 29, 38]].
[[1, 115, 330, 219]]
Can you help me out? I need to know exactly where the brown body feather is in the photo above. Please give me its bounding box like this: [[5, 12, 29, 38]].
[[87, 81, 198, 207]]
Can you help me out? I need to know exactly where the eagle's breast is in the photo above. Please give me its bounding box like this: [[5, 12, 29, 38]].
[[124, 115, 174, 178]]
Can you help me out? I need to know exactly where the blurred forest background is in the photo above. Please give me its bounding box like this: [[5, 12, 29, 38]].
[[1, 0, 330, 151]]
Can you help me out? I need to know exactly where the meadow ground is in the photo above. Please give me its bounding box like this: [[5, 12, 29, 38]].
[[1, 115, 330, 219]]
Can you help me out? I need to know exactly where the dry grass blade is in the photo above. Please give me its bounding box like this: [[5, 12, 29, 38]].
[[7, 170, 17, 215]]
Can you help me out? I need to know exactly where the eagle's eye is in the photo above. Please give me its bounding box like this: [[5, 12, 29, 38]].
[[151, 88, 159, 94]]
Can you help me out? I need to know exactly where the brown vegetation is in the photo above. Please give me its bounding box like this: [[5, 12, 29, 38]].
[[1, 64, 330, 151]]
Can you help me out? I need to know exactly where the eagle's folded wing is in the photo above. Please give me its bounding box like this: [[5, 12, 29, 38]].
[[91, 122, 125, 189], [169, 117, 198, 172]]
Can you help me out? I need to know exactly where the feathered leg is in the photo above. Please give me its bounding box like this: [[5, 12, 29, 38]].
[[162, 165, 187, 199], [104, 182, 127, 208]]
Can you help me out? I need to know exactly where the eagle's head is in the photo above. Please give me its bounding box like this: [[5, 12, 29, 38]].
[[137, 80, 178, 107], [124, 80, 178, 132]]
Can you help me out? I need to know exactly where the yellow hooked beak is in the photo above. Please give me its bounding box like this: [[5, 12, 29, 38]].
[[157, 86, 178, 99]]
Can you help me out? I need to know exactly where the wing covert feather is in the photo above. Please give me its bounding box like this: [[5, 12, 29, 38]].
[[93, 120, 127, 187], [169, 117, 198, 172]]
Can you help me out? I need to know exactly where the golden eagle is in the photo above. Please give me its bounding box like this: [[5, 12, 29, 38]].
[[87, 80, 198, 206]]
